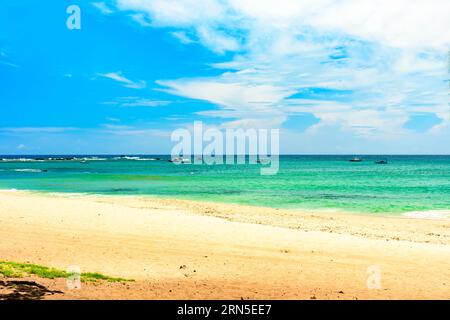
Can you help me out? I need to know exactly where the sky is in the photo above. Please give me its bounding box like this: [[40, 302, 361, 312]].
[[0, 0, 449, 154]]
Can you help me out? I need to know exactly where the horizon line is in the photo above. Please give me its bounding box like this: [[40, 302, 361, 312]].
[[2, 154, 450, 156]]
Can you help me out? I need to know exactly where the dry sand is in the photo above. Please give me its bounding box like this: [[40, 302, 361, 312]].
[[0, 190, 449, 299]]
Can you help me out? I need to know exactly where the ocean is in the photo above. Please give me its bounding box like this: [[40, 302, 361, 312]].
[[1, 155, 449, 216]]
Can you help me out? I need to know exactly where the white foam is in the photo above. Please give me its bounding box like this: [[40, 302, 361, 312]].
[[1, 158, 37, 162], [403, 210, 450, 220], [75, 157, 107, 161], [13, 169, 42, 173], [112, 156, 156, 161]]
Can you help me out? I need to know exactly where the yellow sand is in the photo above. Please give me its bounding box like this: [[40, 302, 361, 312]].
[[0, 190, 449, 299]]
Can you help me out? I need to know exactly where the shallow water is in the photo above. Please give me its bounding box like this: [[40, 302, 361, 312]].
[[1, 155, 450, 215]]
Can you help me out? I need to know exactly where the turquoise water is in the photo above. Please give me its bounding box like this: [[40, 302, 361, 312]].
[[1, 155, 450, 215]]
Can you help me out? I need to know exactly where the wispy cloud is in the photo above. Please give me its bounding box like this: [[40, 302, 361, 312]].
[[117, 0, 240, 54], [157, 78, 292, 128], [97, 71, 147, 89], [170, 31, 195, 44], [0, 60, 19, 68], [102, 97, 171, 107], [0, 49, 19, 68], [122, 99, 171, 107], [101, 124, 171, 137], [130, 13, 152, 27], [0, 127, 78, 133], [101, 124, 134, 130], [117, 0, 450, 136], [105, 117, 121, 122], [92, 2, 114, 14]]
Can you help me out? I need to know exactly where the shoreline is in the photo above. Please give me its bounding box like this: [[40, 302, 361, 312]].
[[1, 189, 450, 245], [2, 188, 450, 222], [1, 190, 449, 299]]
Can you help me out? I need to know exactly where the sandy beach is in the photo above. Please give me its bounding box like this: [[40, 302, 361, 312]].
[[0, 190, 449, 300]]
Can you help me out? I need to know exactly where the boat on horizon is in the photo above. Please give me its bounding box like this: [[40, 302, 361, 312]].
[[349, 157, 363, 162], [169, 157, 191, 164]]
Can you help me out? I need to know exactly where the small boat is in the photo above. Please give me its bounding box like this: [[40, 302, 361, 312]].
[[257, 158, 270, 164], [169, 157, 191, 164], [79, 160, 88, 164], [375, 160, 388, 164], [349, 157, 363, 162]]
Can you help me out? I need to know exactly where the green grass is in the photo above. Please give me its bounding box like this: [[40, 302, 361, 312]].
[[0, 261, 132, 283]]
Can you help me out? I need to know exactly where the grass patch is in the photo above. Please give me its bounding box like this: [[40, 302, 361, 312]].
[[80, 272, 130, 283], [0, 261, 132, 283]]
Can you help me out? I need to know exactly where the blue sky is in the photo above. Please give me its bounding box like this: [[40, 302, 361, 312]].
[[0, 0, 449, 154]]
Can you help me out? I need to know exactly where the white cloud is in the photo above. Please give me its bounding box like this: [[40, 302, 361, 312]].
[[115, 0, 450, 141], [101, 124, 134, 130], [170, 31, 194, 44], [0, 49, 19, 68], [0, 126, 174, 154], [196, 26, 240, 54], [92, 2, 114, 14], [130, 13, 152, 26], [122, 99, 170, 107], [116, 0, 228, 27], [116, 0, 450, 51], [117, 0, 240, 53], [106, 117, 121, 122], [158, 78, 293, 127], [102, 97, 171, 107], [0, 60, 19, 68], [158, 80, 292, 108], [97, 71, 147, 89], [0, 127, 78, 133], [308, 0, 450, 51], [101, 125, 171, 137]]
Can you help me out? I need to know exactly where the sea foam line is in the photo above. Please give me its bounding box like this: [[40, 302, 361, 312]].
[[403, 210, 450, 220]]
